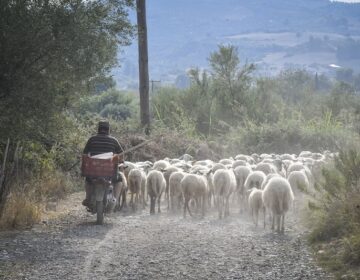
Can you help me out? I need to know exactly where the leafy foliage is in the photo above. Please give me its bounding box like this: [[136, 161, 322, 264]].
[[0, 0, 135, 144], [76, 88, 136, 121], [306, 150, 360, 278]]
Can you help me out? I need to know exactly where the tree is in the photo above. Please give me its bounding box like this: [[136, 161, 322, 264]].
[[0, 0, 135, 145], [136, 0, 150, 134], [208, 45, 255, 121]]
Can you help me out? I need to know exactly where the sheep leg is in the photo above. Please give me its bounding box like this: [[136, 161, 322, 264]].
[[186, 199, 193, 217], [238, 192, 242, 214], [201, 194, 206, 218], [170, 195, 174, 212], [167, 188, 170, 211], [150, 196, 155, 215], [165, 185, 170, 210], [130, 193, 134, 209], [183, 197, 188, 218], [255, 208, 259, 227], [158, 195, 161, 213], [271, 213, 275, 231], [218, 197, 223, 219], [135, 193, 139, 211], [281, 214, 285, 233], [184, 196, 193, 218], [263, 207, 266, 229], [225, 196, 230, 217], [142, 189, 147, 208], [276, 215, 281, 233]]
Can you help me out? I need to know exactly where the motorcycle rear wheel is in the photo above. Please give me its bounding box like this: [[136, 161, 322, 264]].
[[96, 201, 104, 225]]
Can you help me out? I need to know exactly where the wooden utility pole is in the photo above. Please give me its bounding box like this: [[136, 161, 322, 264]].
[[136, 0, 150, 134]]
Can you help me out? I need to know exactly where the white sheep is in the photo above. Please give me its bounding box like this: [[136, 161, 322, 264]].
[[244, 171, 266, 191], [255, 162, 277, 175], [233, 165, 252, 213], [181, 173, 208, 218], [211, 163, 227, 172], [262, 177, 294, 233], [162, 166, 181, 210], [219, 158, 234, 165], [153, 160, 170, 171], [213, 169, 236, 219], [179, 154, 193, 162], [248, 188, 265, 228], [128, 168, 146, 211], [232, 160, 249, 169], [287, 162, 314, 188], [111, 164, 128, 212], [146, 170, 166, 214], [123, 161, 137, 182], [287, 169, 309, 212], [169, 171, 185, 212]]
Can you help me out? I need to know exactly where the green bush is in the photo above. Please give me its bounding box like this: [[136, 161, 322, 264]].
[[306, 150, 360, 278]]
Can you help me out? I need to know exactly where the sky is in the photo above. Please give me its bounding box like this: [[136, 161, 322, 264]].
[[330, 0, 360, 2]]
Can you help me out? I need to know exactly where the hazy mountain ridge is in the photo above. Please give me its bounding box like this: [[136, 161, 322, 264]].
[[114, 0, 360, 89]]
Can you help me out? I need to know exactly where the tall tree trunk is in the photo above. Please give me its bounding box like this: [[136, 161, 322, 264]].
[[136, 0, 150, 134]]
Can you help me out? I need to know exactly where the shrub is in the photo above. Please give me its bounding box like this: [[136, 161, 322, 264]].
[[306, 149, 360, 278]]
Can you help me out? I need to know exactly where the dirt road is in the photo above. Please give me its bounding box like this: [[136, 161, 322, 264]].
[[0, 192, 332, 280]]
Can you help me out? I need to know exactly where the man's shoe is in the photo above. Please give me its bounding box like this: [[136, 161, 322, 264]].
[[82, 199, 90, 207]]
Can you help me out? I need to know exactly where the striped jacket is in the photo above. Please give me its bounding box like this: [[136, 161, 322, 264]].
[[83, 133, 123, 156]]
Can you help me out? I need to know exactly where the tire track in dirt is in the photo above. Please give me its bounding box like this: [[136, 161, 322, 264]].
[[0, 192, 333, 280]]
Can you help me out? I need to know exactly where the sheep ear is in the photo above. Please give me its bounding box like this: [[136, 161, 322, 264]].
[[246, 188, 254, 195]]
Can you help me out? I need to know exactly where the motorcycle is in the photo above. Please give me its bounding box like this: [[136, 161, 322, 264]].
[[81, 153, 120, 225], [86, 178, 117, 224]]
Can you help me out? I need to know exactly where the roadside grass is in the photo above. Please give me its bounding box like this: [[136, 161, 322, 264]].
[[305, 150, 360, 280], [0, 171, 82, 230]]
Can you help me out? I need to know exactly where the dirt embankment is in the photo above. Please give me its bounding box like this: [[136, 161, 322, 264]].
[[0, 192, 332, 280]]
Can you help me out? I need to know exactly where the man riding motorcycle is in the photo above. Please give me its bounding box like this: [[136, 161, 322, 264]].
[[82, 121, 123, 209]]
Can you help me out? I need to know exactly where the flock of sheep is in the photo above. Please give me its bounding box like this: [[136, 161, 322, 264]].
[[112, 150, 335, 234]]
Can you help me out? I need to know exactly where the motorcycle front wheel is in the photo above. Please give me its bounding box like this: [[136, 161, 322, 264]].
[[96, 201, 104, 225]]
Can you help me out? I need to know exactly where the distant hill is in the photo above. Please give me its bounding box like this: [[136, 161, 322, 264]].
[[113, 0, 360, 89]]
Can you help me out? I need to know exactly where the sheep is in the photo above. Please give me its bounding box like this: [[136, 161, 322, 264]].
[[162, 166, 181, 209], [181, 173, 208, 218], [287, 170, 309, 212], [139, 169, 147, 208], [153, 160, 170, 171], [233, 165, 252, 213], [123, 161, 136, 182], [111, 164, 128, 212], [211, 163, 227, 172], [190, 164, 210, 175], [219, 158, 234, 166], [299, 151, 312, 158], [179, 154, 193, 162], [280, 154, 296, 161], [262, 177, 294, 233], [193, 159, 213, 167], [173, 161, 192, 172], [128, 168, 145, 211], [169, 171, 185, 212], [287, 170, 309, 195], [213, 169, 236, 219], [255, 162, 277, 175], [146, 170, 166, 215], [248, 188, 265, 228], [244, 171, 266, 191], [232, 160, 249, 169], [287, 162, 314, 188]]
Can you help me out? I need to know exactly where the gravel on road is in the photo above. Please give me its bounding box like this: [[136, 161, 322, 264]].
[[0, 192, 332, 280]]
